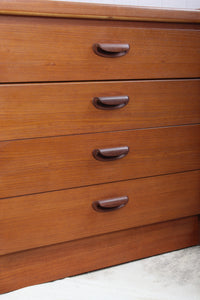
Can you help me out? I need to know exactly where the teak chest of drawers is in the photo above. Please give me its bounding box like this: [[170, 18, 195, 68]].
[[0, 1, 200, 293]]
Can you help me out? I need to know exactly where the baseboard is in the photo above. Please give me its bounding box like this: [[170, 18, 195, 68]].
[[1, 215, 199, 294]]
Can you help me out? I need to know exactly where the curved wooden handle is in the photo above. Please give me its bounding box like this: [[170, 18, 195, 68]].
[[93, 96, 129, 110], [92, 196, 129, 212], [92, 146, 129, 161], [93, 43, 130, 58]]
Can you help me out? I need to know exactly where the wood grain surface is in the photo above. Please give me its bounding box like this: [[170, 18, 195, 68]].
[[1, 2, 199, 294], [0, 1, 199, 23], [1, 170, 199, 255], [0, 16, 199, 83], [0, 79, 200, 141], [0, 125, 199, 199], [1, 216, 199, 293]]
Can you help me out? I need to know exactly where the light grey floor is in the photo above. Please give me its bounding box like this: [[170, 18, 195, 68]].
[[2, 246, 200, 300]]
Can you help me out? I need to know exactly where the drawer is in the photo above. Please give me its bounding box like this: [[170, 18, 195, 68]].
[[0, 16, 199, 83], [1, 79, 200, 141], [0, 125, 199, 199], [1, 170, 199, 255]]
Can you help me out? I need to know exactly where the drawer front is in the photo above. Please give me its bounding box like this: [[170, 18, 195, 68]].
[[0, 125, 199, 199], [1, 79, 200, 141], [0, 16, 199, 83], [1, 170, 199, 255]]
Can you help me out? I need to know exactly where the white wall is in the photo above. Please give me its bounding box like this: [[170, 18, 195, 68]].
[[62, 0, 200, 9]]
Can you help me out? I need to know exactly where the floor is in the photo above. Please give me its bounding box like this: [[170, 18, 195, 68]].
[[2, 246, 200, 300]]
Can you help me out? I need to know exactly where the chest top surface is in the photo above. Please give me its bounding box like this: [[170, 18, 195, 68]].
[[0, 0, 199, 23]]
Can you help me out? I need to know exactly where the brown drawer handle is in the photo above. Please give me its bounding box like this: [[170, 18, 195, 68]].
[[93, 96, 129, 110], [92, 196, 129, 212], [93, 43, 130, 58], [93, 146, 129, 161]]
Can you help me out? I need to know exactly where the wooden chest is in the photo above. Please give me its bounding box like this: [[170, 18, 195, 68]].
[[0, 1, 200, 293]]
